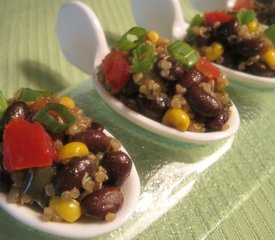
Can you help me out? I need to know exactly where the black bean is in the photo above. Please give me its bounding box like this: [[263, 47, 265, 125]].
[[117, 94, 139, 112], [186, 86, 222, 117], [81, 186, 124, 220], [71, 130, 109, 154], [255, 3, 275, 25], [195, 34, 213, 47], [192, 27, 213, 47], [0, 169, 12, 193], [1, 101, 30, 126], [246, 61, 275, 77], [54, 156, 98, 194], [101, 151, 132, 186], [88, 122, 104, 132], [205, 108, 230, 131], [235, 38, 265, 57], [179, 67, 208, 89], [122, 78, 139, 96], [220, 48, 236, 69], [214, 20, 238, 43], [47, 131, 66, 142], [138, 94, 168, 121], [165, 58, 185, 81], [157, 58, 185, 81]]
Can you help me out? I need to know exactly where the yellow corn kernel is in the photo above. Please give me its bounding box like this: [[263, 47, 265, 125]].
[[49, 197, 81, 223], [246, 20, 258, 32], [147, 30, 160, 44], [204, 42, 224, 61], [58, 142, 89, 161], [162, 108, 190, 131], [59, 96, 75, 108], [263, 49, 275, 70]]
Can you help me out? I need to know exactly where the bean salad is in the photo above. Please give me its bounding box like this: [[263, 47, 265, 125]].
[[233, 0, 275, 25], [98, 27, 233, 133], [0, 89, 132, 223], [184, 9, 275, 77]]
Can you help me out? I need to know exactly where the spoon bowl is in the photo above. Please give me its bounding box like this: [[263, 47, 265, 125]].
[[93, 71, 240, 144], [57, 0, 240, 144], [131, 0, 275, 87], [0, 129, 140, 239]]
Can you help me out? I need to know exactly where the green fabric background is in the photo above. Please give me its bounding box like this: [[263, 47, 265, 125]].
[[0, 0, 274, 239]]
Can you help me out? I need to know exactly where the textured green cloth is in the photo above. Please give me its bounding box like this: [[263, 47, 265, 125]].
[[0, 1, 274, 240]]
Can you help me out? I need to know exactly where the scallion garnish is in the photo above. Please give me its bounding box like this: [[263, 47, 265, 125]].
[[0, 91, 8, 120], [17, 88, 53, 102], [236, 9, 256, 25], [132, 44, 155, 72], [265, 24, 275, 45], [32, 103, 75, 133], [117, 26, 146, 51], [168, 40, 199, 68], [187, 14, 204, 37]]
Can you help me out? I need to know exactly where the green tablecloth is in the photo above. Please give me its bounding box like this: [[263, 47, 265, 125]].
[[0, 0, 274, 239]]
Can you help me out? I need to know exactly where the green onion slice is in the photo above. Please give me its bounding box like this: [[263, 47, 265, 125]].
[[32, 103, 75, 133], [236, 9, 256, 25], [132, 44, 155, 72], [17, 88, 53, 102], [168, 40, 199, 68], [187, 14, 204, 36], [0, 91, 8, 120], [117, 26, 147, 51], [265, 24, 275, 45]]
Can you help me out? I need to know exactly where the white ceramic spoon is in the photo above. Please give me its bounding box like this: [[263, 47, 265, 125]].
[[0, 129, 140, 239], [132, 0, 275, 88], [56, 0, 239, 144]]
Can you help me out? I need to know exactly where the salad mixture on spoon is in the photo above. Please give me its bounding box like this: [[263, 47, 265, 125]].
[[98, 27, 233, 133], [232, 0, 275, 25], [184, 8, 275, 77], [0, 88, 132, 223]]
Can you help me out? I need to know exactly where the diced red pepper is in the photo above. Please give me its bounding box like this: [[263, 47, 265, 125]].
[[232, 0, 254, 11], [3, 117, 57, 171], [102, 49, 130, 92], [204, 11, 235, 25], [32, 97, 58, 111], [196, 57, 221, 79]]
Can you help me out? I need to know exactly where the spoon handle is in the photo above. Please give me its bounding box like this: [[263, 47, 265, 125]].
[[132, 0, 187, 40], [57, 1, 109, 75]]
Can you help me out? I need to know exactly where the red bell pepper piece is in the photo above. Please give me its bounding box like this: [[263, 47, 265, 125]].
[[204, 11, 235, 25], [32, 97, 58, 111], [232, 0, 254, 11], [196, 57, 221, 79], [102, 49, 130, 92], [3, 117, 56, 171]]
